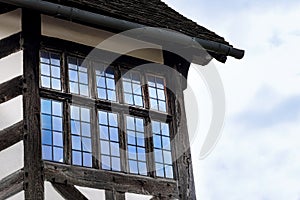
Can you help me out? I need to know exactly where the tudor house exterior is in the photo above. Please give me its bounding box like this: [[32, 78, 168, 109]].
[[0, 0, 244, 199]]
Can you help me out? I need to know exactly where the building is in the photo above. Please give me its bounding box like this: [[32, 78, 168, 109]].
[[0, 0, 244, 199]]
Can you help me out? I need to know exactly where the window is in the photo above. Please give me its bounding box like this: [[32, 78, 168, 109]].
[[39, 49, 175, 180], [71, 105, 92, 167], [96, 66, 117, 101], [126, 116, 147, 175], [98, 111, 121, 171], [122, 71, 144, 107], [147, 75, 167, 112], [68, 57, 89, 96], [40, 51, 61, 90], [152, 121, 173, 178], [41, 99, 64, 162]]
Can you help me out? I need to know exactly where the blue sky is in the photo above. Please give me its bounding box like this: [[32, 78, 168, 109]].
[[163, 0, 300, 199]]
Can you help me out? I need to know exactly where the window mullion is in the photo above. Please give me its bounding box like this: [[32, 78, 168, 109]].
[[120, 112, 128, 172], [92, 106, 100, 169], [145, 117, 155, 177], [115, 65, 124, 104], [141, 72, 150, 109]]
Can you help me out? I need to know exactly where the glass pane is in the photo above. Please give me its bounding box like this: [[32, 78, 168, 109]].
[[154, 149, 163, 163], [82, 138, 92, 152], [129, 160, 138, 174], [53, 132, 63, 147], [156, 77, 164, 89], [111, 157, 121, 171], [107, 90, 116, 101], [165, 165, 174, 178], [50, 53, 60, 66], [128, 145, 137, 160], [41, 99, 51, 114], [83, 153, 92, 167], [100, 141, 110, 155], [138, 162, 147, 175], [41, 114, 52, 130], [161, 123, 169, 136], [153, 135, 162, 149], [81, 122, 91, 137], [51, 78, 61, 90], [156, 163, 164, 177], [71, 106, 80, 120], [106, 78, 115, 90], [41, 76, 51, 88], [132, 84, 142, 95], [137, 147, 146, 161], [136, 133, 145, 147], [52, 116, 62, 132], [42, 145, 52, 160], [70, 82, 79, 94], [97, 88, 107, 99], [152, 121, 160, 133], [41, 64, 50, 76], [124, 93, 133, 105], [99, 111, 108, 125], [101, 155, 110, 170], [164, 151, 172, 165], [126, 117, 135, 130], [149, 87, 157, 98], [105, 67, 114, 78], [71, 120, 80, 135], [68, 57, 77, 70], [134, 95, 143, 107], [72, 136, 82, 151], [123, 82, 132, 93], [79, 72, 88, 84], [159, 101, 167, 112], [127, 131, 136, 145], [157, 89, 166, 101], [42, 130, 52, 145], [162, 137, 171, 150], [135, 118, 144, 132], [108, 113, 118, 127], [69, 70, 78, 82], [109, 128, 119, 142], [110, 142, 120, 157], [150, 99, 158, 110], [52, 101, 62, 116], [100, 126, 109, 140], [40, 51, 50, 64], [97, 76, 106, 88], [51, 66, 60, 78], [79, 84, 89, 96], [53, 147, 63, 162], [81, 108, 90, 122], [72, 151, 82, 165]]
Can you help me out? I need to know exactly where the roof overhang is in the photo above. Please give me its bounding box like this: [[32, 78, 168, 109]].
[[0, 0, 245, 64]]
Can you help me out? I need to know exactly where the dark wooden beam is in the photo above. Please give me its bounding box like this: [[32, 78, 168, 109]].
[[0, 3, 17, 15], [22, 9, 44, 200], [51, 183, 88, 200], [0, 75, 23, 105], [0, 120, 23, 152], [44, 162, 179, 199], [0, 32, 21, 60], [163, 51, 196, 200], [105, 190, 125, 200], [0, 169, 24, 200]]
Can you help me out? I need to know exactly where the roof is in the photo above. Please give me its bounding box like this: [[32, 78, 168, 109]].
[[44, 0, 230, 46]]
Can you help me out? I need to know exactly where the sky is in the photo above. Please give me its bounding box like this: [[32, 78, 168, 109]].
[[163, 0, 300, 199]]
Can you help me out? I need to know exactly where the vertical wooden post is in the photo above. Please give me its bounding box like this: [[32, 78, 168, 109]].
[[105, 190, 125, 200], [163, 51, 196, 200], [22, 9, 44, 199]]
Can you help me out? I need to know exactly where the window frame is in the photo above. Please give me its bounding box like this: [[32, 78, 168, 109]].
[[39, 37, 177, 180]]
